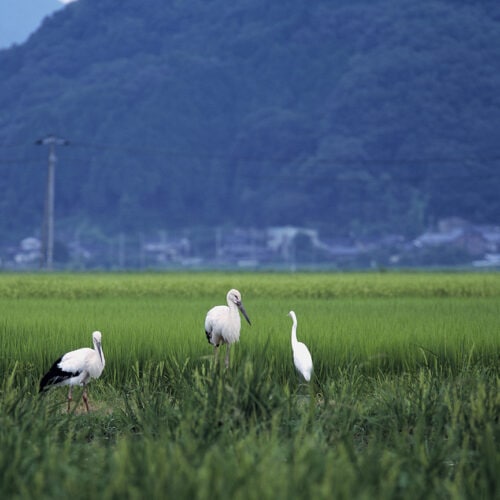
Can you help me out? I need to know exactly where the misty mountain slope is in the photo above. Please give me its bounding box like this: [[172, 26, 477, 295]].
[[0, 0, 499, 241]]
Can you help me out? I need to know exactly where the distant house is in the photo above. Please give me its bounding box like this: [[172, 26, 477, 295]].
[[472, 253, 500, 268], [216, 227, 272, 265], [320, 239, 365, 259], [143, 235, 191, 264], [413, 219, 489, 256], [14, 237, 42, 266], [476, 225, 500, 253], [267, 226, 333, 257]]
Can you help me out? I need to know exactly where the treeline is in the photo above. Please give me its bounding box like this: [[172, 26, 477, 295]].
[[0, 0, 499, 242]]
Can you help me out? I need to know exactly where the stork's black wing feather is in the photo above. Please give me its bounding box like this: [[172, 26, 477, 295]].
[[39, 356, 81, 392]]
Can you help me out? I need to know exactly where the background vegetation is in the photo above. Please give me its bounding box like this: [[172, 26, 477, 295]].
[[1, 0, 499, 242], [0, 272, 499, 498]]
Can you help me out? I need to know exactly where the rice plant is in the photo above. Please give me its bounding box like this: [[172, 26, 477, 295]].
[[0, 272, 498, 499]]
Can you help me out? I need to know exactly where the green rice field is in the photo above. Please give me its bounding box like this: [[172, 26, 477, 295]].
[[0, 272, 499, 499]]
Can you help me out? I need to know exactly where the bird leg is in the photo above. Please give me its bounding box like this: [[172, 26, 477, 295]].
[[67, 386, 73, 413], [82, 387, 90, 412], [225, 345, 231, 368]]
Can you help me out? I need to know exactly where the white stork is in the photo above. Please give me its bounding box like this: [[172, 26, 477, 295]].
[[39, 330, 105, 412], [288, 311, 313, 382], [205, 289, 251, 367]]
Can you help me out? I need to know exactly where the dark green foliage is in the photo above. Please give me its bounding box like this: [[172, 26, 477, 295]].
[[0, 0, 499, 241]]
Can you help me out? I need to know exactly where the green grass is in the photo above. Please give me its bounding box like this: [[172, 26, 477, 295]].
[[0, 271, 499, 299], [0, 272, 499, 499]]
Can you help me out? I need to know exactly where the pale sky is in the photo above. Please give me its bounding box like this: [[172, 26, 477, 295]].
[[0, 0, 78, 49]]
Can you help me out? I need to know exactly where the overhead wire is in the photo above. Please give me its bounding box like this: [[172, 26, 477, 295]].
[[0, 141, 498, 186]]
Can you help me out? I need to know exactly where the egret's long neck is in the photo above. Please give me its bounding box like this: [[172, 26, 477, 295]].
[[291, 320, 298, 347]]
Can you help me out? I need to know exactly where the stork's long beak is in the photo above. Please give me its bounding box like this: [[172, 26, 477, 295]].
[[237, 301, 251, 325], [97, 342, 104, 364]]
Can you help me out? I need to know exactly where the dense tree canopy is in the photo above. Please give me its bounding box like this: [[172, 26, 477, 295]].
[[0, 0, 499, 242]]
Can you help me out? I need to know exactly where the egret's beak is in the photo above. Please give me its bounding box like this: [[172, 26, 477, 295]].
[[237, 301, 251, 325]]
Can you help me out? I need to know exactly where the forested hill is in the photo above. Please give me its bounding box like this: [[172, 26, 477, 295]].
[[0, 0, 499, 242]]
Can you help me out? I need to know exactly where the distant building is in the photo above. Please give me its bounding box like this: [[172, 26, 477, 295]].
[[14, 237, 42, 266], [413, 219, 489, 256]]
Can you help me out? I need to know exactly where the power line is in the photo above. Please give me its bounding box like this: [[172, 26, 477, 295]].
[[1, 140, 500, 166], [0, 157, 498, 185], [68, 140, 500, 165]]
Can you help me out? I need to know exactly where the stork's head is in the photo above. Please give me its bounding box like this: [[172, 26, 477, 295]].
[[227, 289, 251, 325], [92, 330, 104, 364], [227, 289, 242, 306]]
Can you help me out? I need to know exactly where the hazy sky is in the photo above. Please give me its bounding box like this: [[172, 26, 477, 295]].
[[0, 0, 77, 49]]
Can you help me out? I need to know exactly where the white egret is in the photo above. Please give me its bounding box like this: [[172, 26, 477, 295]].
[[39, 330, 105, 412], [288, 311, 313, 382], [205, 289, 251, 367]]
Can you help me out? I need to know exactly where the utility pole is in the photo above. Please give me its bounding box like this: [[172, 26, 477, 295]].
[[36, 135, 69, 270]]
